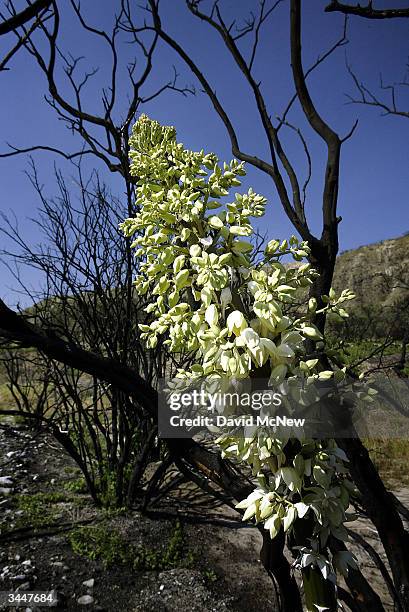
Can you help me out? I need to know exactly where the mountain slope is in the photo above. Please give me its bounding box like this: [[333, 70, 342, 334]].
[[333, 234, 409, 309]]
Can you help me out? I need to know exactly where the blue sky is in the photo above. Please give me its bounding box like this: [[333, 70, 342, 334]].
[[0, 0, 408, 305]]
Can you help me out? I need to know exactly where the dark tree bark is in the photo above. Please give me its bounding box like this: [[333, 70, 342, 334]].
[[339, 437, 409, 610], [0, 298, 156, 405], [259, 530, 303, 612], [289, 0, 341, 328], [0, 0, 52, 36], [325, 2, 409, 19]]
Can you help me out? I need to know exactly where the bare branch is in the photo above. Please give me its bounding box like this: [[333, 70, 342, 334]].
[[277, 16, 348, 131], [0, 8, 52, 71], [157, 1, 315, 238], [1, 0, 184, 178], [140, 65, 195, 103], [346, 62, 409, 119], [0, 297, 155, 404], [277, 118, 311, 209], [248, 0, 284, 72], [0, 0, 52, 35], [325, 1, 409, 19], [290, 0, 341, 241], [0, 145, 123, 173]]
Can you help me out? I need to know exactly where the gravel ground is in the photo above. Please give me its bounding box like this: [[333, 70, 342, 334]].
[[1, 424, 406, 611], [0, 426, 276, 612]]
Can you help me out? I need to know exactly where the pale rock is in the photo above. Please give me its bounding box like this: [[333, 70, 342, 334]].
[[77, 595, 94, 605]]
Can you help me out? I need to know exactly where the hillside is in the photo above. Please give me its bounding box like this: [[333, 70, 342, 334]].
[[333, 234, 409, 309]]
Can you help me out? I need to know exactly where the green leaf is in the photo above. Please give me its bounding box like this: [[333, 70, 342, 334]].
[[264, 514, 281, 539], [208, 216, 224, 229], [227, 311, 247, 335], [265, 239, 280, 254], [229, 225, 251, 236], [279, 467, 301, 492], [283, 506, 297, 532], [301, 325, 323, 341], [175, 269, 190, 290], [205, 304, 219, 327], [293, 454, 305, 477], [173, 255, 185, 274], [313, 465, 331, 489], [242, 503, 257, 521]]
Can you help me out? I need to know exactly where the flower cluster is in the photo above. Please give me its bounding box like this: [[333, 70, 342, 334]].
[[121, 115, 357, 584]]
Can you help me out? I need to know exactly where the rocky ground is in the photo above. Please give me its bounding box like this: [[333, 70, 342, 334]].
[[0, 426, 275, 612], [0, 424, 407, 611]]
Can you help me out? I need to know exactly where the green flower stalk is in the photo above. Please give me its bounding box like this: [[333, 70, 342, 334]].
[[120, 115, 359, 603]]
